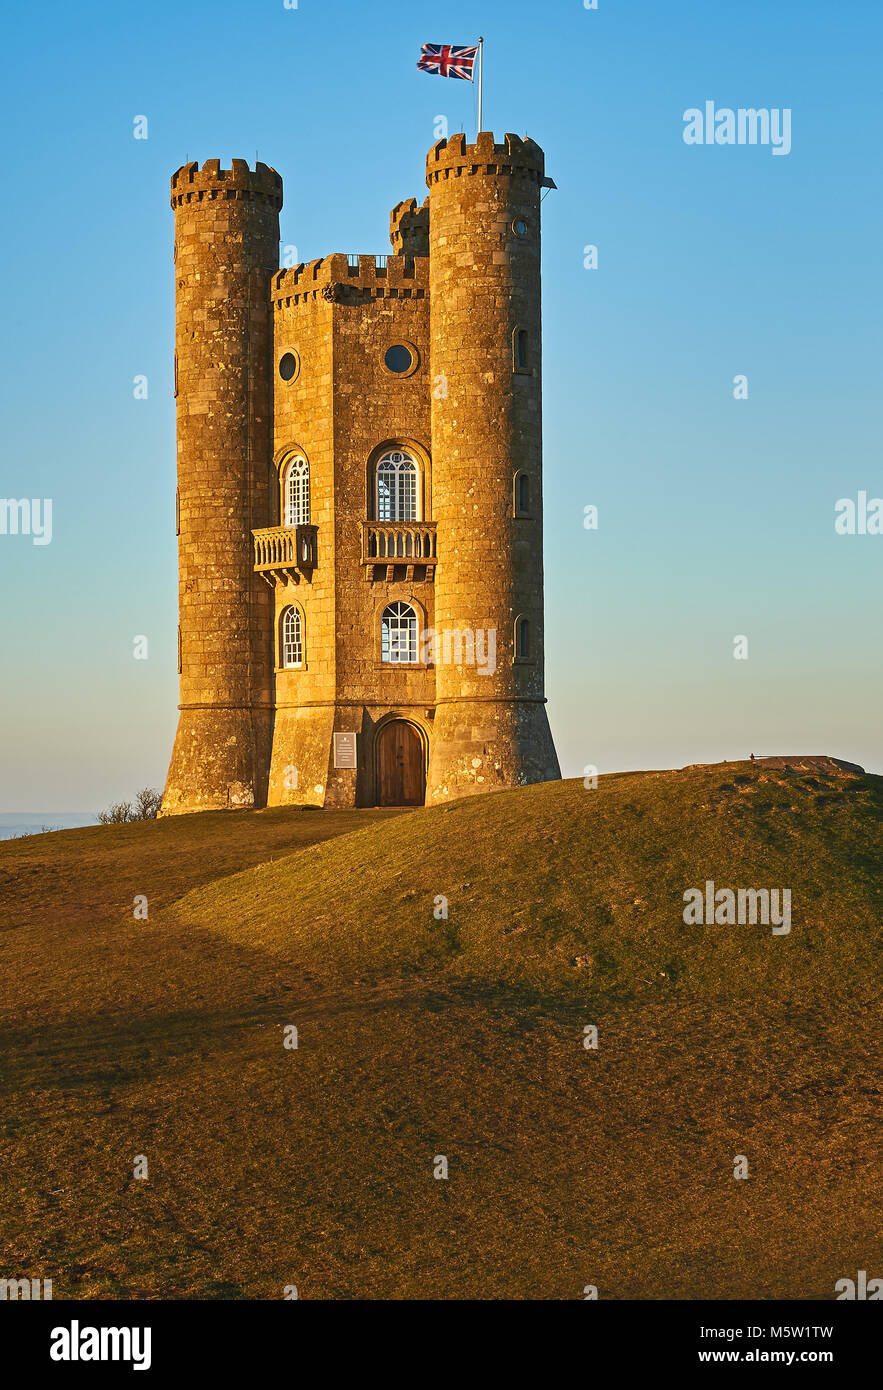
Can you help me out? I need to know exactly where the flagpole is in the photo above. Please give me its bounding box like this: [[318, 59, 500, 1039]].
[[477, 36, 484, 134]]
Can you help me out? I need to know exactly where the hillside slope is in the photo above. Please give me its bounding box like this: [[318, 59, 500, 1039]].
[[173, 762, 882, 1002], [1, 763, 880, 1299]]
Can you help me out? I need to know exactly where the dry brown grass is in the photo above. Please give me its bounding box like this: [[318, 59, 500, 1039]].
[[0, 764, 880, 1299]]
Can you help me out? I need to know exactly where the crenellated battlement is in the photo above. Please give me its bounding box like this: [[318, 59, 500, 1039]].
[[171, 158, 283, 210], [271, 252, 429, 310], [426, 131, 545, 185], [390, 196, 430, 256]]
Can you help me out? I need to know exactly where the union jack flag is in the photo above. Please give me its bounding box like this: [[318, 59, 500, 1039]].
[[417, 43, 478, 80]]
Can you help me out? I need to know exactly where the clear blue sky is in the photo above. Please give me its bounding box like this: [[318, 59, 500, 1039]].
[[1, 0, 880, 812]]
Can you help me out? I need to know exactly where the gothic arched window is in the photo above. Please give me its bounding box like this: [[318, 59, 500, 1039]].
[[515, 615, 530, 661], [376, 449, 419, 522], [282, 454, 310, 527], [381, 601, 418, 664], [280, 606, 304, 668]]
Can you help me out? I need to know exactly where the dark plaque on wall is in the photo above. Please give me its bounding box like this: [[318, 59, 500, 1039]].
[[333, 733, 357, 770]]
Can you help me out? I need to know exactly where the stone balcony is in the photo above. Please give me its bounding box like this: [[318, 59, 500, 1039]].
[[252, 524, 317, 586], [360, 521, 437, 581]]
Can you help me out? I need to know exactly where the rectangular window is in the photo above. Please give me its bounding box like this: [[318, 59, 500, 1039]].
[[281, 609, 303, 668], [376, 457, 418, 522], [382, 613, 418, 663], [515, 473, 530, 516], [282, 632, 302, 667]]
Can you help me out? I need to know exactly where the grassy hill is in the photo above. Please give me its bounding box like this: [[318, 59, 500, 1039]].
[[1, 761, 880, 1299]]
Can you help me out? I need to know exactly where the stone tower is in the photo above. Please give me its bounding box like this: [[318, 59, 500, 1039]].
[[426, 134, 560, 800], [161, 159, 282, 815], [160, 136, 559, 815]]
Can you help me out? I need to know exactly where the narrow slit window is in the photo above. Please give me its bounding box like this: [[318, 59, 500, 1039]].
[[515, 472, 530, 516]]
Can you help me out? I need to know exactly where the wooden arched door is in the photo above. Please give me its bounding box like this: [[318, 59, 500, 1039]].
[[376, 721, 425, 806]]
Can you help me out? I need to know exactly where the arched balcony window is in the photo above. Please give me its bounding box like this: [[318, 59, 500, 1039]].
[[282, 455, 310, 527], [376, 449, 419, 522], [381, 601, 418, 664]]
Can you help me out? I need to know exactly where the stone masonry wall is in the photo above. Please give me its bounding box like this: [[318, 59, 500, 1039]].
[[266, 252, 434, 807], [161, 160, 281, 815], [426, 134, 560, 800]]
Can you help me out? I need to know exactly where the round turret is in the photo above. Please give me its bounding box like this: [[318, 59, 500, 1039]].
[[161, 159, 282, 815], [425, 133, 560, 800]]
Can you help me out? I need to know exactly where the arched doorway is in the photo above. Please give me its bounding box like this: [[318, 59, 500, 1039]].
[[376, 720, 426, 806]]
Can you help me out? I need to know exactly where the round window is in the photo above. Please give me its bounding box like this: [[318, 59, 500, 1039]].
[[279, 351, 299, 382], [513, 219, 528, 237], [384, 344, 414, 374]]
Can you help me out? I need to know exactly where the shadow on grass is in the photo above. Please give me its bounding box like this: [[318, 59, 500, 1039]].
[[0, 974, 617, 1095]]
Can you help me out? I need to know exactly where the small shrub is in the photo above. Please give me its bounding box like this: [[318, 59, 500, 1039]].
[[97, 802, 134, 825], [97, 789, 162, 824], [134, 787, 163, 820]]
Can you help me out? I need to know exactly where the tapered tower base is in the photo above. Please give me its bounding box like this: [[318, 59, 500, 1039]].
[[266, 705, 337, 809], [427, 699, 560, 804], [160, 707, 272, 816]]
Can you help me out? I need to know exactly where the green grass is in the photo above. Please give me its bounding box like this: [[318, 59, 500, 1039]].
[[1, 763, 880, 1299]]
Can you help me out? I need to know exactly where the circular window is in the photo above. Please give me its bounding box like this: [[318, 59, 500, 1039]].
[[384, 344, 415, 375], [279, 351, 299, 382], [512, 218, 528, 237]]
